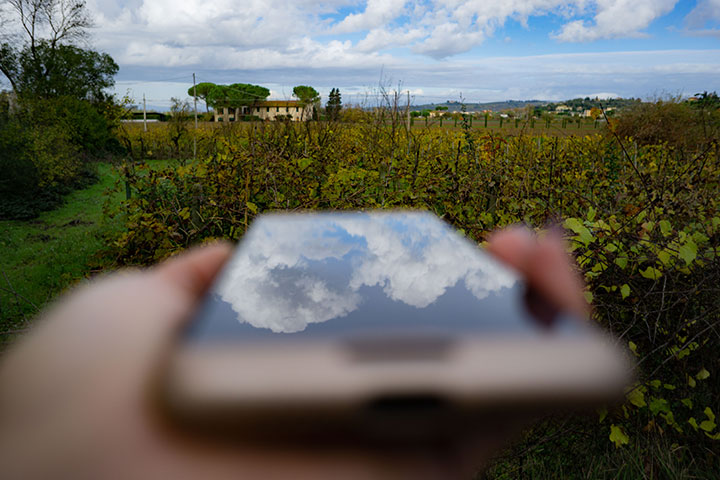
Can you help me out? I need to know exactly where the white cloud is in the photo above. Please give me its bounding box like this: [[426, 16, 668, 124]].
[[412, 22, 486, 58], [355, 26, 425, 52], [408, 0, 680, 54], [553, 0, 678, 42], [412, 0, 580, 57], [334, 0, 408, 33], [90, 0, 318, 50], [217, 219, 362, 333]]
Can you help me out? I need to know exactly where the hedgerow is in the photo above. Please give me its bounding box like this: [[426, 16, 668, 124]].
[[0, 95, 122, 220]]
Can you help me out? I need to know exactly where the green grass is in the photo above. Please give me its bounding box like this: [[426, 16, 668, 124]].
[[0, 159, 174, 345]]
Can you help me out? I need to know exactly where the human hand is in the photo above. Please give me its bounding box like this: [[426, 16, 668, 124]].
[[0, 244, 469, 479], [0, 227, 588, 479]]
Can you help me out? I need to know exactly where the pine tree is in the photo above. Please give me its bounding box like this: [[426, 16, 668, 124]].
[[326, 88, 342, 121]]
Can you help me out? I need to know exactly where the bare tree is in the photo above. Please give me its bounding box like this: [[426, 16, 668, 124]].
[[8, 0, 91, 47], [1, 0, 92, 91]]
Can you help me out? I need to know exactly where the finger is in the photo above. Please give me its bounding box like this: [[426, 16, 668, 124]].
[[486, 227, 588, 319], [485, 226, 535, 272], [529, 231, 589, 318], [154, 242, 233, 300]]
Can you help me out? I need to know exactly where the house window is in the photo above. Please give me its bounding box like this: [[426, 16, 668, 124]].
[[276, 107, 280, 112], [296, 107, 299, 112], [218, 107, 224, 115], [266, 107, 270, 112]]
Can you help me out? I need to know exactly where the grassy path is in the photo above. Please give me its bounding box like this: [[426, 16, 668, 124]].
[[0, 162, 124, 343]]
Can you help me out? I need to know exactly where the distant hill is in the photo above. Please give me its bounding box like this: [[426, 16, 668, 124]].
[[412, 100, 548, 113], [412, 97, 638, 113]]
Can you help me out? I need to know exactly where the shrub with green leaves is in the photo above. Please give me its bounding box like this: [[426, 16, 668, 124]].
[[0, 96, 114, 219]]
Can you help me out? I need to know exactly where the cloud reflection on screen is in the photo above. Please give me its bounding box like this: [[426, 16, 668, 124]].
[[217, 212, 515, 333]]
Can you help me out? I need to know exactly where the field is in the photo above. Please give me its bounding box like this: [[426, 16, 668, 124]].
[[2, 116, 719, 477]]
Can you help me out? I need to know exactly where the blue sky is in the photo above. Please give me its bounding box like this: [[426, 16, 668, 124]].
[[77, 0, 720, 108]]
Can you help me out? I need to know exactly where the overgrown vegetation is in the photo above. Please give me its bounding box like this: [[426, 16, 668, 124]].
[[613, 93, 720, 150], [0, 0, 122, 220], [0, 93, 123, 219], [103, 97, 720, 475]]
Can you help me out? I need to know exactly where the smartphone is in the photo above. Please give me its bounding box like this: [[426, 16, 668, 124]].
[[160, 211, 632, 442]]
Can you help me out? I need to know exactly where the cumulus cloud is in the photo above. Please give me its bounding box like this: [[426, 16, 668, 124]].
[[412, 22, 486, 58], [355, 26, 425, 52], [396, 0, 680, 57], [216, 213, 516, 333], [86, 0, 406, 71], [553, 0, 678, 42], [334, 0, 408, 33], [411, 0, 583, 57]]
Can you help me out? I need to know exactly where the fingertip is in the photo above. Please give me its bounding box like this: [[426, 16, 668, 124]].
[[530, 236, 590, 318], [487, 226, 589, 320], [486, 226, 535, 273], [155, 241, 234, 298]]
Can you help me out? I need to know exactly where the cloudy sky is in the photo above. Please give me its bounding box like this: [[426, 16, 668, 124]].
[[81, 0, 720, 107]]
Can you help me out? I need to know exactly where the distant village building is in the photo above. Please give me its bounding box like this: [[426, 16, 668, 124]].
[[214, 100, 312, 122]]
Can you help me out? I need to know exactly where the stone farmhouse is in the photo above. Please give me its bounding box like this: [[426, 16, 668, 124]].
[[214, 100, 312, 122]]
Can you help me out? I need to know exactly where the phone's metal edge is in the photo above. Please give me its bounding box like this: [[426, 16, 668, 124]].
[[164, 334, 633, 414]]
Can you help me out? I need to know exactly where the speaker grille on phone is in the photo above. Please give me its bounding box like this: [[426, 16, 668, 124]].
[[343, 336, 454, 362]]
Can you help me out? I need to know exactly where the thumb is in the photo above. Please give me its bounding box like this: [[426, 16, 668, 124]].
[[154, 242, 233, 300]]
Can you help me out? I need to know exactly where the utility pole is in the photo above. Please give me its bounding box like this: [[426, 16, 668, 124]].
[[143, 93, 147, 132], [406, 90, 411, 132], [193, 73, 198, 161], [406, 90, 411, 157]]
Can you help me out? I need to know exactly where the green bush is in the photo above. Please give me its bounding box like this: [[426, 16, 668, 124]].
[[0, 96, 113, 219], [613, 97, 719, 150]]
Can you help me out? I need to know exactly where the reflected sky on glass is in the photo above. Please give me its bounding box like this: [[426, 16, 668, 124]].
[[186, 211, 569, 342]]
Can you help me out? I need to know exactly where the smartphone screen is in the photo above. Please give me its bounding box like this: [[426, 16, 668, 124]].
[[184, 211, 584, 343]]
